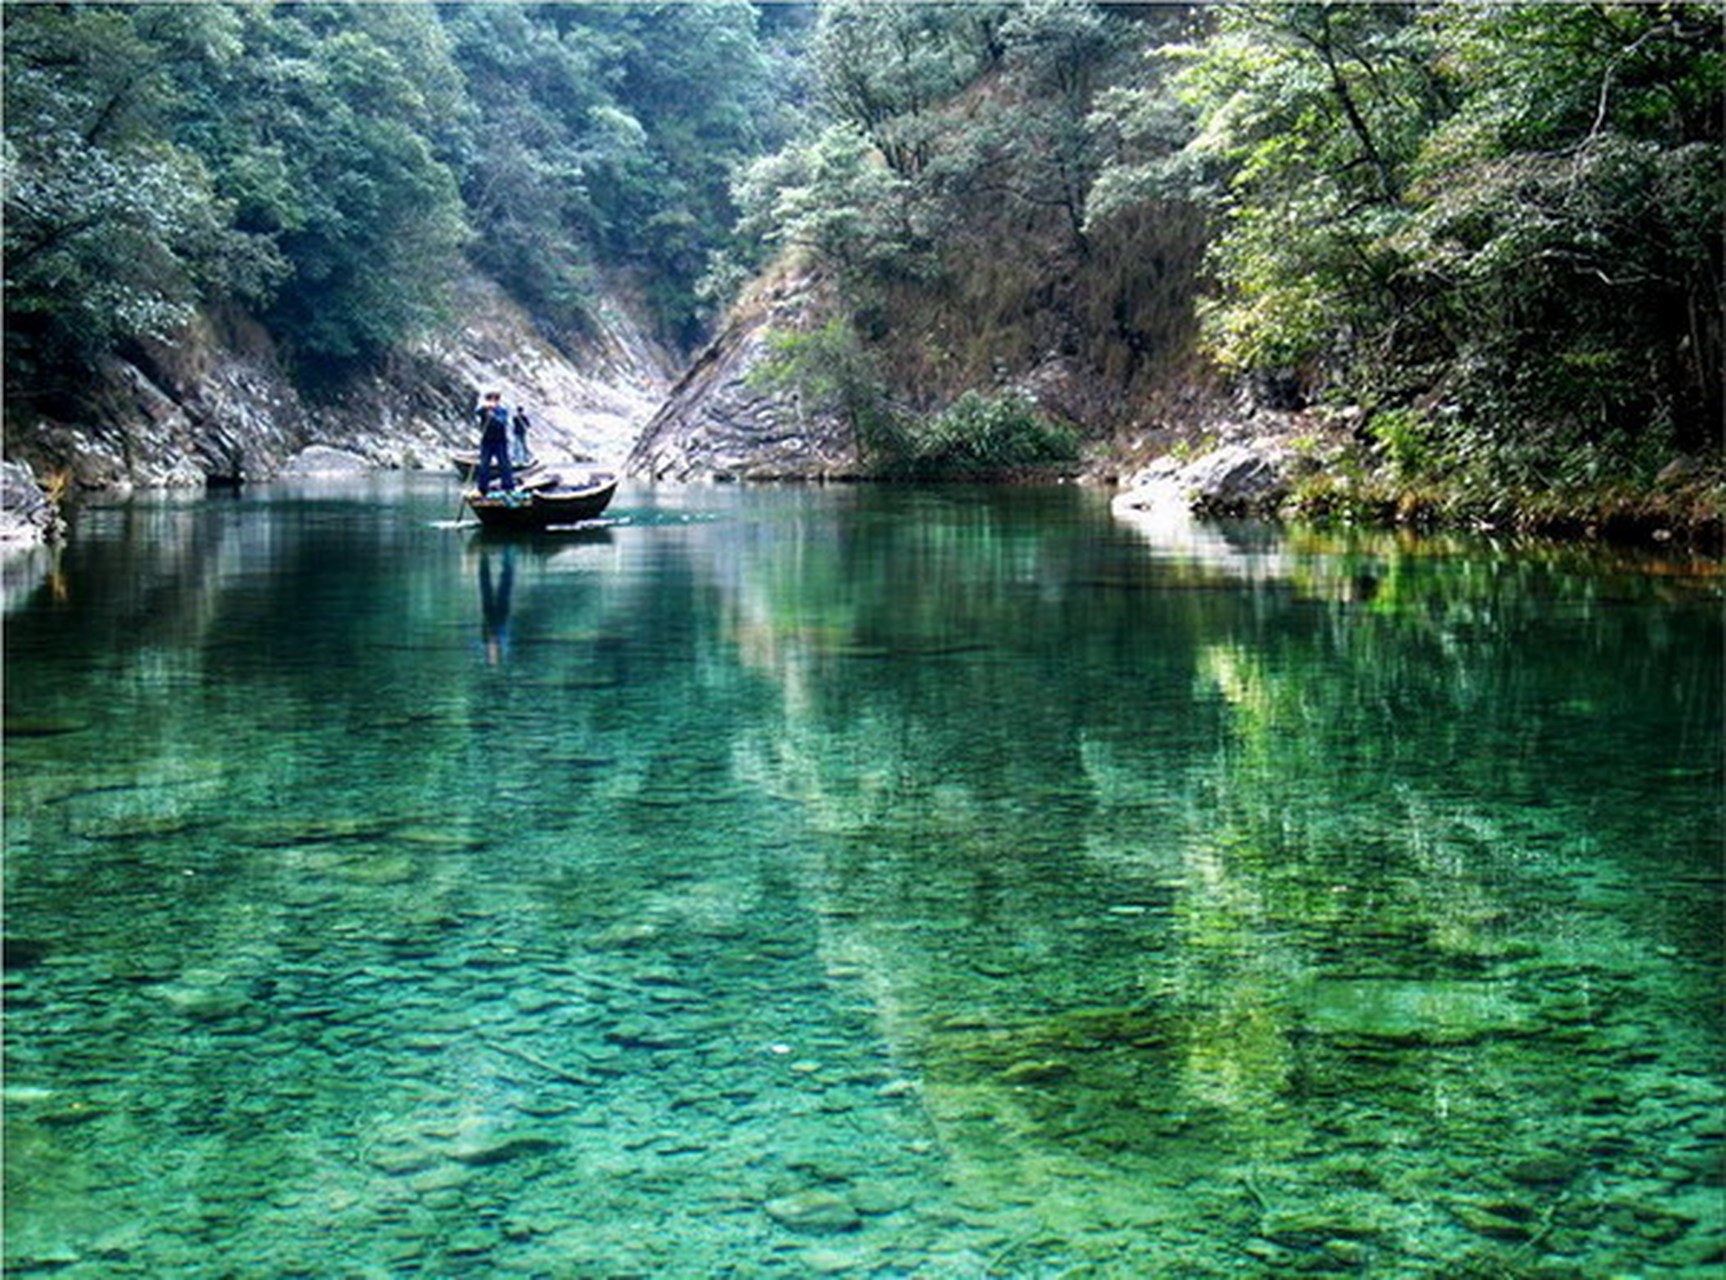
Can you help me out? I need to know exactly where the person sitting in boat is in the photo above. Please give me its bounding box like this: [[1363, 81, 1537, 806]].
[[510, 405, 533, 467], [473, 390, 514, 494]]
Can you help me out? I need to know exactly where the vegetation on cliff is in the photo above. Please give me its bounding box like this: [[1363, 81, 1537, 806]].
[[4, 2, 1720, 540], [732, 1, 1721, 536], [728, 3, 1207, 447], [1141, 4, 1723, 538], [2, 0, 793, 410]]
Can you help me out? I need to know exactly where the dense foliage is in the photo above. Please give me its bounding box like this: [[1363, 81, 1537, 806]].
[[732, 0, 1196, 473], [1124, 3, 1724, 494], [3, 0, 793, 396], [749, 318, 1078, 477], [4, 1, 1718, 517], [735, 1, 1721, 498]]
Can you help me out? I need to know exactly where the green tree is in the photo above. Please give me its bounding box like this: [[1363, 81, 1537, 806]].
[[1395, 3, 1724, 464], [812, 0, 1007, 180], [439, 4, 609, 338], [196, 4, 468, 369], [1163, 4, 1443, 392], [480, 2, 783, 347], [2, 4, 280, 394], [732, 124, 924, 279], [749, 316, 908, 464], [993, 0, 1129, 252], [4, 0, 798, 409], [901, 389, 1079, 478], [1133, 1, 1722, 482]]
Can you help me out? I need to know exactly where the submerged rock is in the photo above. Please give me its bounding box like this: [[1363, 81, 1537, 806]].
[[447, 1134, 562, 1167], [1296, 978, 1542, 1046], [1259, 1202, 1389, 1244], [2, 937, 52, 971], [849, 1180, 917, 1217], [150, 975, 250, 1022], [1450, 1198, 1538, 1242], [764, 1189, 862, 1235], [1503, 1154, 1583, 1186], [997, 1059, 1074, 1086]]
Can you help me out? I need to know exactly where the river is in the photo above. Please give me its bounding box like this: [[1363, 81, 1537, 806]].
[[4, 476, 1721, 1276]]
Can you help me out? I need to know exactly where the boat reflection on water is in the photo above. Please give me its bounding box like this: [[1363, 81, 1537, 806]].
[[471, 523, 618, 667]]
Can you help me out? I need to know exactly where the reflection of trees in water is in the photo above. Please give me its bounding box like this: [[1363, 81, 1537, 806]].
[[726, 508, 1722, 1242], [9, 489, 1718, 1267], [4, 506, 728, 1257]]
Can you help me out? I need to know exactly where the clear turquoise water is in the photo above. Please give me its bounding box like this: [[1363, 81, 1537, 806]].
[[4, 476, 1721, 1277]]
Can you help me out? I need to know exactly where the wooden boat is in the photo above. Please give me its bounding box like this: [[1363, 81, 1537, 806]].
[[465, 472, 618, 530]]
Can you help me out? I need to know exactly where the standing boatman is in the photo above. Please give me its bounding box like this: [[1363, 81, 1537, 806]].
[[473, 390, 515, 494]]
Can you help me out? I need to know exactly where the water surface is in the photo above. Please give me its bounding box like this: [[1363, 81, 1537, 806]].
[[5, 477, 1722, 1276]]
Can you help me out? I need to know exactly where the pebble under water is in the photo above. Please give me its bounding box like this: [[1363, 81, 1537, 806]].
[[4, 478, 1722, 1276]]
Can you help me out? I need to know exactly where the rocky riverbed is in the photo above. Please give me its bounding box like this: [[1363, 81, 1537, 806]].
[[6, 815, 1720, 1276]]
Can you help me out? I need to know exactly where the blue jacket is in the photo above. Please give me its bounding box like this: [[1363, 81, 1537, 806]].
[[478, 403, 510, 441]]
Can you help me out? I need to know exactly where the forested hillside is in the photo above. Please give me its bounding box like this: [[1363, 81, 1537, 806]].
[[3, 1, 798, 396], [4, 2, 1720, 539], [728, 1, 1721, 525]]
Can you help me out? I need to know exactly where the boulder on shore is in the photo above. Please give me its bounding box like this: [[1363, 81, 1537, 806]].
[[1114, 441, 1296, 519], [0, 461, 64, 548]]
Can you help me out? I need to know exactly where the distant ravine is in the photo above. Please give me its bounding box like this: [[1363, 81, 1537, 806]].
[[1, 269, 674, 541]]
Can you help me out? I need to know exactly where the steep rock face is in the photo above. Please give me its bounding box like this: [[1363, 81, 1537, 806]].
[[27, 308, 309, 489], [415, 274, 672, 467], [628, 267, 858, 481], [0, 461, 64, 546], [6, 271, 672, 494]]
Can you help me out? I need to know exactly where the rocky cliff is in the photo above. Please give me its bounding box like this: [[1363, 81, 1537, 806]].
[[627, 266, 860, 482], [624, 258, 1298, 494], [5, 269, 672, 512]]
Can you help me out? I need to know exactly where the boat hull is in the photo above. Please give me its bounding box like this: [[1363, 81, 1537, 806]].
[[465, 476, 618, 530]]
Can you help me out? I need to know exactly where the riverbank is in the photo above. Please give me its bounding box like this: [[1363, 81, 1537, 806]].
[[1288, 464, 1725, 556], [1108, 407, 1724, 558], [7, 443, 1719, 561]]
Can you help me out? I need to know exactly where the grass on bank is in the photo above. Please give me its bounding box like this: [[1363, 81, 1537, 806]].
[[1284, 429, 1724, 552]]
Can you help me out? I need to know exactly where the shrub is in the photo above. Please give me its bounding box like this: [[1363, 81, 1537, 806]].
[[886, 389, 1079, 479], [1369, 406, 1443, 476]]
